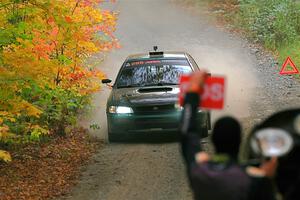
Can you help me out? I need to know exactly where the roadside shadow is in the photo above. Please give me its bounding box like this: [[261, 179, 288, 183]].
[[109, 132, 209, 144], [109, 132, 180, 144]]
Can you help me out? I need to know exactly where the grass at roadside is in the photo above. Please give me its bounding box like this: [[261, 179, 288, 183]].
[[199, 0, 300, 78]]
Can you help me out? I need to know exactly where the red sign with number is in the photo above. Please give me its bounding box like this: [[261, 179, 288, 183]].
[[179, 75, 225, 110]]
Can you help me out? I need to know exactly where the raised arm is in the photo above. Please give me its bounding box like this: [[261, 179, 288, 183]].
[[180, 71, 208, 167]]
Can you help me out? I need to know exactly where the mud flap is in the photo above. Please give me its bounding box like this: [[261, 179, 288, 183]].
[[207, 111, 212, 130], [200, 128, 208, 138]]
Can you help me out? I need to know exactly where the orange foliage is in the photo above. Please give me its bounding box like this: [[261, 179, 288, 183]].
[[0, 0, 119, 160]]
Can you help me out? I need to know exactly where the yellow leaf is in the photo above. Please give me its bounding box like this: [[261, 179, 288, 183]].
[[27, 106, 43, 118], [0, 111, 9, 116], [0, 125, 9, 134], [7, 117, 16, 122], [0, 150, 12, 162], [21, 101, 43, 117]]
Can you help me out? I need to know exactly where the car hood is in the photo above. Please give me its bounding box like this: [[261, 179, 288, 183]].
[[111, 86, 180, 106]]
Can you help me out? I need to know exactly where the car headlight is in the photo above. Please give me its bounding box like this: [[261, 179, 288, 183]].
[[175, 103, 202, 112], [109, 106, 133, 114], [174, 103, 183, 111]]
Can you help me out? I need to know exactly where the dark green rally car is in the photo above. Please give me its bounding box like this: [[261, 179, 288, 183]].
[[102, 49, 211, 142]]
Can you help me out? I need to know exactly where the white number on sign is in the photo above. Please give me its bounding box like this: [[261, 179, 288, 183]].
[[202, 83, 223, 101]]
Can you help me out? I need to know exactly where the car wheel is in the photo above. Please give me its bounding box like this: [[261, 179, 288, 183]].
[[108, 132, 119, 143]]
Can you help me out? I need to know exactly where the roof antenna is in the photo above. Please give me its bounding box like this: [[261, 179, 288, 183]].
[[153, 46, 158, 52]]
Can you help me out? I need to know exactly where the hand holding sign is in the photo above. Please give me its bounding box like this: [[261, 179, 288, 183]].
[[179, 72, 225, 110]]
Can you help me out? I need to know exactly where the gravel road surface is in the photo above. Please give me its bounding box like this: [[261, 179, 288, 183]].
[[60, 0, 300, 199]]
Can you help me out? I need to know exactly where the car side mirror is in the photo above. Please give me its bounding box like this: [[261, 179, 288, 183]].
[[248, 109, 300, 158], [102, 79, 112, 84], [250, 128, 293, 157], [246, 109, 300, 200], [102, 79, 113, 89]]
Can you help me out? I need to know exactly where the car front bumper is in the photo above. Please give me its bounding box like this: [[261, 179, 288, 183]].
[[107, 111, 208, 135]]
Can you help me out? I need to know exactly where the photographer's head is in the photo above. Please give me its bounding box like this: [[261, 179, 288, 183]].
[[212, 117, 241, 159]]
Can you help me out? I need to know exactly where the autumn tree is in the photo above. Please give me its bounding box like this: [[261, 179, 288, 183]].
[[0, 0, 119, 161]]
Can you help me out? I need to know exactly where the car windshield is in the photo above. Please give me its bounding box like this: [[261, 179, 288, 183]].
[[116, 59, 192, 88]]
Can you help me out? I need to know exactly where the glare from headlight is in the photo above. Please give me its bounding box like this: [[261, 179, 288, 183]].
[[174, 103, 183, 111], [109, 106, 133, 114], [117, 106, 133, 114], [109, 106, 116, 113]]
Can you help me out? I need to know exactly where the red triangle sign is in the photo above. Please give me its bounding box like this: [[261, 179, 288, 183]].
[[280, 57, 299, 75]]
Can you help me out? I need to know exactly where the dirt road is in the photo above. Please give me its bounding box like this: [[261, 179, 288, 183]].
[[61, 0, 300, 199]]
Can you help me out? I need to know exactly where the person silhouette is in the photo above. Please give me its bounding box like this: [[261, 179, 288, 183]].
[[180, 71, 277, 200]]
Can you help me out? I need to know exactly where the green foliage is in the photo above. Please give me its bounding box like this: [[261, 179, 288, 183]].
[[238, 0, 300, 50], [16, 80, 91, 135], [89, 123, 100, 130], [1, 79, 92, 146], [206, 0, 300, 78]]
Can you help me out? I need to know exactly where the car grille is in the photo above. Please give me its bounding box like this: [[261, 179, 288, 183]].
[[133, 104, 176, 115]]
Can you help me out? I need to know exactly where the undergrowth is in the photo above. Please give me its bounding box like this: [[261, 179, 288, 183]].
[[204, 0, 300, 75]]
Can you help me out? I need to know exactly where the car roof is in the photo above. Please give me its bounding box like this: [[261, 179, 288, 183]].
[[126, 51, 188, 61]]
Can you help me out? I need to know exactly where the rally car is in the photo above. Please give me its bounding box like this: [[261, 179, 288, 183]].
[[102, 47, 211, 142]]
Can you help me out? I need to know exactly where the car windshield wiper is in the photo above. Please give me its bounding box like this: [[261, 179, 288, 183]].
[[117, 85, 138, 88], [143, 82, 178, 87], [159, 82, 178, 85], [117, 82, 178, 88]]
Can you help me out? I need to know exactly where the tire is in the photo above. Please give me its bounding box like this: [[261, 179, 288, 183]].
[[108, 132, 119, 143]]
